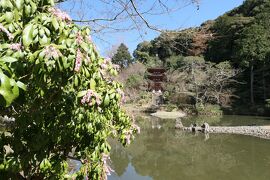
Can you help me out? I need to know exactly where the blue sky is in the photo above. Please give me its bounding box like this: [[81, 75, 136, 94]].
[[60, 0, 245, 56]]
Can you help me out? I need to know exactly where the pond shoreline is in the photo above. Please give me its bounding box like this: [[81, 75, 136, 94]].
[[181, 125, 270, 140], [123, 103, 270, 140]]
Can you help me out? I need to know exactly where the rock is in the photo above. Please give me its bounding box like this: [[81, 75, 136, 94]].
[[201, 123, 210, 133], [175, 118, 184, 129]]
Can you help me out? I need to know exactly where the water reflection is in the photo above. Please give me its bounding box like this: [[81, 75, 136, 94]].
[[109, 116, 270, 180]]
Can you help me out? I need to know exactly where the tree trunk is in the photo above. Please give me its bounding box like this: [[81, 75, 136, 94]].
[[191, 62, 199, 104], [250, 61, 254, 105], [262, 62, 266, 101]]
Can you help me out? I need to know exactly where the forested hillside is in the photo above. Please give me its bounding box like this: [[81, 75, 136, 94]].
[[132, 0, 270, 115]]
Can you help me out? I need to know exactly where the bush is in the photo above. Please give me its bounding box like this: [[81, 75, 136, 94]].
[[196, 104, 223, 116], [126, 74, 143, 88], [0, 1, 138, 179]]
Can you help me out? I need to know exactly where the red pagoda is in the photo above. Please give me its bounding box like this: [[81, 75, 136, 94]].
[[147, 67, 166, 91]]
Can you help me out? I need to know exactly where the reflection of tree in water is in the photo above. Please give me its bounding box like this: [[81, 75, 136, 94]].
[[110, 117, 270, 180], [183, 115, 222, 126], [109, 139, 130, 176], [185, 115, 270, 127]]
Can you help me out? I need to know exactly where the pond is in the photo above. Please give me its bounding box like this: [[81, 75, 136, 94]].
[[108, 115, 270, 180]]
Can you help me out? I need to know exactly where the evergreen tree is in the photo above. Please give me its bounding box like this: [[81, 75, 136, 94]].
[[235, 23, 270, 105], [133, 41, 152, 64], [112, 43, 132, 68]]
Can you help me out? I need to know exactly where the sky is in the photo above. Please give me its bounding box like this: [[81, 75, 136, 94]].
[[60, 0, 245, 56]]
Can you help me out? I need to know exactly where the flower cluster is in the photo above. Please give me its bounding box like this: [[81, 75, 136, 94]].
[[101, 154, 114, 180], [10, 43, 22, 51], [81, 89, 101, 106], [124, 129, 133, 145], [0, 23, 14, 40], [48, 7, 71, 22], [75, 49, 83, 72], [75, 31, 83, 45], [116, 88, 126, 103], [44, 45, 62, 59], [101, 58, 111, 69], [124, 123, 140, 145]]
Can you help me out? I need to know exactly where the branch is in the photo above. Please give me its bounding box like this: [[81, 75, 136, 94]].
[[129, 0, 163, 32], [72, 8, 126, 23]]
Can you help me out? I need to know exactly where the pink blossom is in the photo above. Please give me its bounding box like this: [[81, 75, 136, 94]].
[[44, 45, 62, 59], [125, 134, 131, 145], [81, 89, 101, 107], [10, 43, 22, 51], [48, 7, 71, 22], [102, 153, 114, 179], [76, 31, 83, 44], [0, 23, 14, 40], [104, 58, 111, 64], [96, 97, 101, 105], [101, 58, 111, 70], [101, 63, 107, 69], [81, 89, 93, 104], [75, 49, 83, 72]]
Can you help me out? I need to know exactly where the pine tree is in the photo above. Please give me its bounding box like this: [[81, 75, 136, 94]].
[[112, 43, 132, 68]]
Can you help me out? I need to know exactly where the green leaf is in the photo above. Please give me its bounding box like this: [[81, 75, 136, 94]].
[[57, 59, 63, 71], [52, 18, 59, 30], [61, 57, 69, 69], [77, 90, 87, 98], [0, 43, 9, 49], [0, 71, 11, 90], [104, 94, 110, 106], [39, 36, 50, 45], [15, 0, 23, 10], [5, 12, 14, 23], [0, 72, 18, 106], [32, 28, 38, 38], [85, 68, 90, 77], [25, 5, 31, 16], [30, 1, 37, 13], [90, 79, 96, 90], [16, 81, 27, 91], [0, 56, 17, 63], [22, 24, 34, 47], [74, 75, 78, 86], [12, 85, 19, 97], [80, 42, 89, 52], [0, 62, 12, 75]]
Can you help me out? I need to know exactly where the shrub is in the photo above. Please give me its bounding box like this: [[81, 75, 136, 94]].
[[0, 0, 138, 179]]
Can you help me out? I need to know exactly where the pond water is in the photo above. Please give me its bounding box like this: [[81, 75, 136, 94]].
[[108, 115, 270, 180]]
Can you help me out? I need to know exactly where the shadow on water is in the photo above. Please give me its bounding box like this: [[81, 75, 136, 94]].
[[109, 115, 270, 180]]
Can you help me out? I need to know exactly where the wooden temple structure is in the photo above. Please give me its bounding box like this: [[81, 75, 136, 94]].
[[147, 67, 166, 92]]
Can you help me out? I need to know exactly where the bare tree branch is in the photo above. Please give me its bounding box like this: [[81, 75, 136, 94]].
[[72, 8, 126, 23], [129, 0, 163, 32]]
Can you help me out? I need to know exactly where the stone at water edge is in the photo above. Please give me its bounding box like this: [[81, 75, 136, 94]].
[[151, 111, 186, 119]]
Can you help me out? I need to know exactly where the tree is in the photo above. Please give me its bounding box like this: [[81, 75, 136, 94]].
[[235, 23, 270, 105], [165, 57, 240, 107], [0, 0, 139, 179], [133, 41, 153, 64], [112, 43, 132, 68]]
